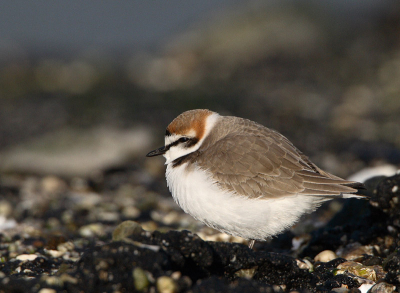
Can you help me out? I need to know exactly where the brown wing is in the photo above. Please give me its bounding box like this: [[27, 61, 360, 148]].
[[195, 121, 363, 199]]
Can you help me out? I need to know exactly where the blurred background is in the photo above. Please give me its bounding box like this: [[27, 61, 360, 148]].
[[1, 0, 400, 182]]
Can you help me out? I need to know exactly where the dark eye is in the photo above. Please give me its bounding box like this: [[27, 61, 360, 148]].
[[179, 137, 190, 143]]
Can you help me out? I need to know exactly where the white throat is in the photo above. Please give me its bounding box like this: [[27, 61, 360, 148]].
[[163, 113, 220, 164]]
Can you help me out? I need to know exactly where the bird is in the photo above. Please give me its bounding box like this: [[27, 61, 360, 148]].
[[146, 109, 365, 249]]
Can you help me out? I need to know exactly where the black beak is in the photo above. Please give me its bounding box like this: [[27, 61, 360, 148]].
[[146, 146, 166, 157]]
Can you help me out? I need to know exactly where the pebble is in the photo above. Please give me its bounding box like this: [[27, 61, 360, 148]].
[[96, 211, 120, 222], [78, 223, 105, 237], [38, 289, 57, 293], [141, 221, 158, 231], [0, 216, 17, 230], [336, 242, 373, 261], [122, 206, 141, 218], [336, 261, 377, 281], [16, 254, 38, 262], [314, 250, 337, 263], [368, 282, 396, 293], [132, 267, 149, 291], [296, 259, 313, 270], [43, 276, 63, 286], [0, 200, 13, 217], [45, 249, 64, 258], [234, 267, 257, 279], [112, 221, 144, 241], [358, 283, 374, 293], [41, 176, 66, 194], [157, 276, 178, 293], [57, 241, 75, 252], [330, 287, 349, 293], [196, 231, 245, 245], [60, 273, 78, 285]]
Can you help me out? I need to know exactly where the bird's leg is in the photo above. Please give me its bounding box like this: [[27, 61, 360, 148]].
[[248, 239, 255, 249]]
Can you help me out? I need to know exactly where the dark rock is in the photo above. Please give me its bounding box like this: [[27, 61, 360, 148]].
[[321, 274, 359, 291], [383, 248, 400, 286], [75, 241, 170, 292], [192, 276, 277, 293], [362, 255, 383, 266], [302, 175, 400, 258], [254, 252, 313, 291]]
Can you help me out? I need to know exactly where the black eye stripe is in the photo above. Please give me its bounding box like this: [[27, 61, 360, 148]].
[[164, 137, 196, 151]]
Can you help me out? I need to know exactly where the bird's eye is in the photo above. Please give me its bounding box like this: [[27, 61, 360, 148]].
[[179, 137, 190, 143]]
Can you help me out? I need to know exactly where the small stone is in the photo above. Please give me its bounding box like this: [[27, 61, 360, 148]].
[[16, 254, 38, 262], [43, 276, 63, 286], [133, 267, 149, 291], [141, 221, 158, 232], [297, 259, 313, 270], [97, 211, 120, 222], [38, 289, 57, 293], [112, 221, 144, 241], [41, 176, 66, 194], [45, 249, 64, 258], [170, 271, 181, 280], [369, 282, 396, 293], [330, 287, 349, 293], [161, 211, 181, 225], [79, 223, 105, 237], [57, 241, 75, 252], [196, 231, 246, 245], [122, 206, 141, 218], [314, 250, 337, 263], [157, 276, 178, 293], [337, 261, 377, 281], [234, 267, 257, 279], [46, 217, 61, 229], [0, 216, 16, 230], [336, 242, 373, 261], [0, 201, 13, 217], [358, 283, 374, 293], [60, 273, 78, 285]]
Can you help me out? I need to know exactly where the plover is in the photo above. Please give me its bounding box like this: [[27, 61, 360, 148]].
[[147, 109, 365, 248]]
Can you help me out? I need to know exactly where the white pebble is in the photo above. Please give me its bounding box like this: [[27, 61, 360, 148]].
[[38, 289, 57, 293], [314, 250, 337, 263], [358, 283, 374, 293], [16, 254, 38, 262]]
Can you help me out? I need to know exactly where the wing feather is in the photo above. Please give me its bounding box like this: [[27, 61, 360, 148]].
[[194, 117, 364, 199]]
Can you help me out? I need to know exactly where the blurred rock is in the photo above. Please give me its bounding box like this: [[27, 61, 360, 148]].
[[157, 276, 178, 293], [78, 223, 106, 238], [0, 127, 152, 177], [112, 221, 144, 242], [133, 267, 150, 292]]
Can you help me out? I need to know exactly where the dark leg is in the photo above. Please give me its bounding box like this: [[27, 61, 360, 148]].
[[248, 239, 255, 249]]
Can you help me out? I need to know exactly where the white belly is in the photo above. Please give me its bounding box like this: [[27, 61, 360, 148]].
[[166, 162, 319, 240]]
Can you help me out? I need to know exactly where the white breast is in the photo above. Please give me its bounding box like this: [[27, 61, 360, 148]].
[[166, 162, 321, 240]]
